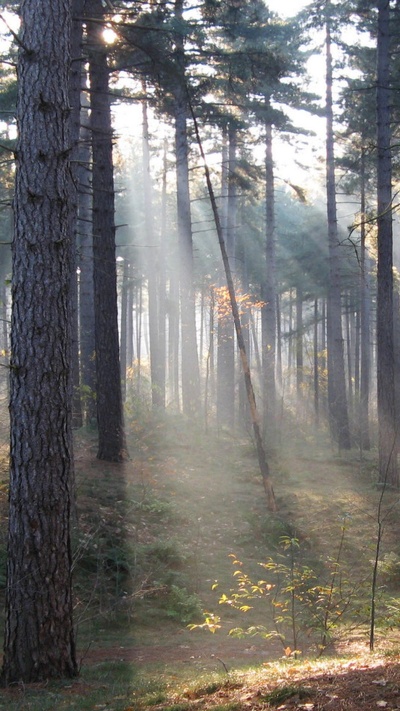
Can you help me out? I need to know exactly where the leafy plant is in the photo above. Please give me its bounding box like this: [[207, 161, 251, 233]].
[[191, 527, 361, 655], [165, 585, 203, 624]]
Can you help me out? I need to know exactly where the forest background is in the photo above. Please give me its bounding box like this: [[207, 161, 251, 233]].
[[1, 0, 400, 707]]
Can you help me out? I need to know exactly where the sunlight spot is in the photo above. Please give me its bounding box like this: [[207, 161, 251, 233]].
[[103, 27, 117, 45]]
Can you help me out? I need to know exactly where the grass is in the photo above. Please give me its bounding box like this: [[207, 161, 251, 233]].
[[1, 410, 400, 707]]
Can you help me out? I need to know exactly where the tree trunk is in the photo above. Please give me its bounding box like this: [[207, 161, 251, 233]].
[[2, 0, 77, 684], [191, 108, 276, 512], [78, 103, 96, 425], [120, 256, 129, 401], [69, 0, 85, 429], [142, 86, 164, 409], [262, 121, 277, 445], [174, 0, 200, 416], [296, 284, 303, 407], [325, 9, 351, 449], [313, 298, 320, 428], [358, 172, 372, 453], [86, 0, 126, 461], [217, 125, 237, 429], [376, 0, 398, 484]]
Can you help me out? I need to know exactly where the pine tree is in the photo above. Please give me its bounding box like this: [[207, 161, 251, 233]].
[[2, 0, 77, 683]]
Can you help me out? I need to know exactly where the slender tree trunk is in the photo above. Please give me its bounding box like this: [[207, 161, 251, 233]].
[[120, 256, 129, 401], [86, 0, 126, 461], [262, 121, 277, 445], [158, 138, 168, 408], [314, 298, 320, 428], [217, 124, 236, 430], [325, 9, 351, 449], [276, 294, 282, 392], [78, 104, 96, 425], [345, 293, 353, 413], [173, 0, 200, 416], [296, 285, 303, 407], [360, 153, 371, 450], [377, 0, 398, 484], [191, 107, 276, 511], [69, 0, 85, 429], [142, 86, 164, 409], [2, 0, 77, 684]]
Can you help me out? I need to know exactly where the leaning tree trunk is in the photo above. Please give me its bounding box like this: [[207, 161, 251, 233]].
[[376, 0, 398, 485], [191, 107, 277, 512], [86, 0, 126, 461], [2, 0, 77, 684], [325, 10, 351, 450]]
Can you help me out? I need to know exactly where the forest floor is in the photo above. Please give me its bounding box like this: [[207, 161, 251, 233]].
[[3, 413, 400, 709]]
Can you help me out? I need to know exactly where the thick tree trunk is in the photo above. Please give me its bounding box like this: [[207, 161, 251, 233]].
[[2, 0, 77, 684], [376, 0, 398, 485], [325, 12, 351, 449], [86, 0, 126, 460]]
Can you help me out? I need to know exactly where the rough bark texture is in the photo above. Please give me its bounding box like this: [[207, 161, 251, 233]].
[[376, 0, 398, 485], [86, 0, 126, 461], [325, 12, 351, 450], [78, 103, 96, 424], [2, 0, 77, 684], [174, 0, 200, 416], [69, 0, 85, 429]]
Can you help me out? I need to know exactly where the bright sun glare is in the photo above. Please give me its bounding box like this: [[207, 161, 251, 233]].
[[266, 0, 311, 17]]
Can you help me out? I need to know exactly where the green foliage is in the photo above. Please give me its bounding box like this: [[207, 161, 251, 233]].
[[377, 552, 400, 587], [165, 584, 203, 624], [130, 494, 174, 519], [192, 529, 362, 655], [261, 684, 313, 706]]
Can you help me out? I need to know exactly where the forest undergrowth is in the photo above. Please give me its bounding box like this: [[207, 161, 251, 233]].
[[2, 411, 400, 708]]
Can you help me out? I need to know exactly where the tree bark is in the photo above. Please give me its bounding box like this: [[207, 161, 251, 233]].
[[376, 0, 398, 485], [69, 0, 85, 430], [2, 0, 77, 684], [86, 0, 126, 460], [191, 107, 276, 512], [360, 147, 371, 450], [325, 8, 351, 449], [217, 124, 237, 430], [142, 87, 164, 409], [174, 0, 200, 416], [77, 102, 96, 425], [262, 121, 277, 445]]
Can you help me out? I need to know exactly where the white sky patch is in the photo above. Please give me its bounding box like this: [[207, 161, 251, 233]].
[[265, 0, 311, 18]]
